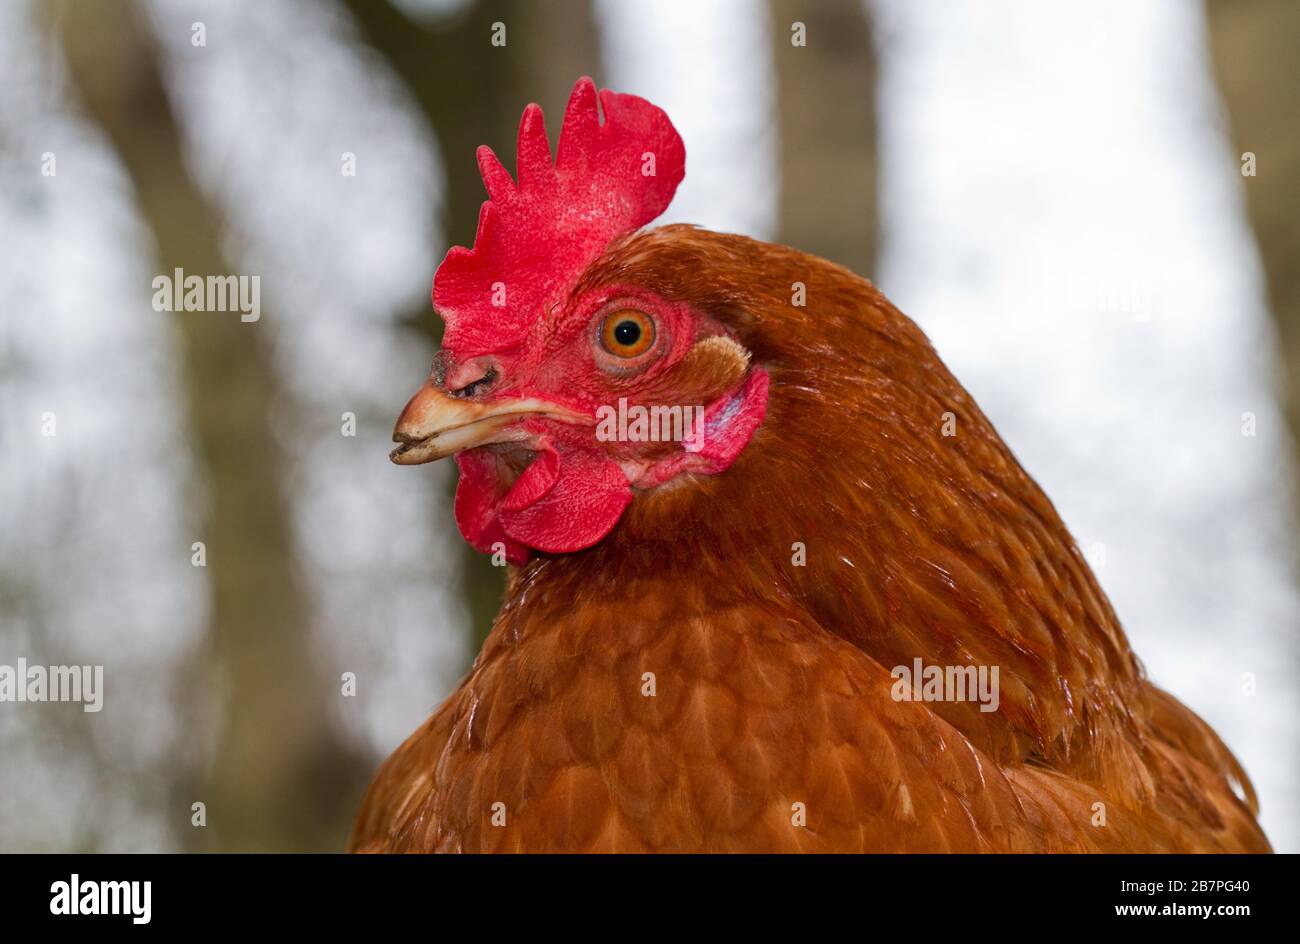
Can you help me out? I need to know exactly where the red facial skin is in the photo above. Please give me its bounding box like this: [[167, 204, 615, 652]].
[[448, 283, 768, 564], [426, 77, 766, 562]]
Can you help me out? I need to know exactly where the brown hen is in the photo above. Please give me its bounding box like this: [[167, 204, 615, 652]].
[[352, 79, 1268, 853]]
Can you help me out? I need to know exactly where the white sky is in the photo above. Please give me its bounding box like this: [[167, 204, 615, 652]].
[[597, 0, 778, 239], [148, 0, 471, 754], [0, 0, 205, 851]]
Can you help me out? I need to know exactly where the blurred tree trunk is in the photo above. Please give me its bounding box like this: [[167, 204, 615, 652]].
[[1206, 1, 1300, 450], [55, 0, 363, 851], [342, 0, 602, 653], [769, 0, 877, 276]]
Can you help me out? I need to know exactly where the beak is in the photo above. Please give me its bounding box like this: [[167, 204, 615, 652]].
[[390, 382, 589, 465]]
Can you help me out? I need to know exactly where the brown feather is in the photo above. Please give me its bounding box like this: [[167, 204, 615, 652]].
[[352, 226, 1269, 853]]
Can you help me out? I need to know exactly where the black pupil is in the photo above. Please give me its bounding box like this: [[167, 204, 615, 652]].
[[613, 320, 642, 347]]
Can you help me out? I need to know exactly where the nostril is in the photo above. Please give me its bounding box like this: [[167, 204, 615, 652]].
[[444, 356, 500, 398], [459, 366, 498, 398], [448, 371, 495, 399]]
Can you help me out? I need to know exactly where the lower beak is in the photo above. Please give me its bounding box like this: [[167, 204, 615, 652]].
[[390, 383, 587, 465]]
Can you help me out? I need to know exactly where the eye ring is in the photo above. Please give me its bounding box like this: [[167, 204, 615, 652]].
[[599, 309, 656, 359]]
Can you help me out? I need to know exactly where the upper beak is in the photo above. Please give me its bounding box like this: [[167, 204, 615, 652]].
[[390, 382, 589, 465]]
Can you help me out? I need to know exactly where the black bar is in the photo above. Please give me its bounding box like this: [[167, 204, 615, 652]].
[[1, 853, 1281, 930]]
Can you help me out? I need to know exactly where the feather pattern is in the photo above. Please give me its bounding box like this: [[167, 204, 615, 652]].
[[355, 227, 1269, 853]]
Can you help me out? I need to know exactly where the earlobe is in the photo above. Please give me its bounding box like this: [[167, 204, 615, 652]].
[[627, 366, 769, 489], [633, 334, 752, 407]]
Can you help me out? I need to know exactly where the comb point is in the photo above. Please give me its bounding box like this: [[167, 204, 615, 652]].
[[476, 146, 515, 201], [516, 103, 554, 186], [558, 76, 601, 170]]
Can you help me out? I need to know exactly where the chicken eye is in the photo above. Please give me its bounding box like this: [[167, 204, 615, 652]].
[[600, 310, 655, 358]]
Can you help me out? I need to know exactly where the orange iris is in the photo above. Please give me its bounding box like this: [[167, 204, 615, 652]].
[[600, 310, 655, 358]]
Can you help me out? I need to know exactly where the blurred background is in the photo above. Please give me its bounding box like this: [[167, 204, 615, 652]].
[[1, 0, 1296, 852]]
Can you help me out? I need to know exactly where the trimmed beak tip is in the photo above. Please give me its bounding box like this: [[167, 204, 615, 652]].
[[388, 383, 589, 466]]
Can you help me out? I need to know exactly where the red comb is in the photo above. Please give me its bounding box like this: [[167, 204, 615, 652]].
[[432, 77, 685, 357]]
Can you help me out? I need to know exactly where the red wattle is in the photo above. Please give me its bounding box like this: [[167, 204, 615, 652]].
[[498, 445, 632, 555], [454, 450, 530, 564], [455, 444, 633, 562], [500, 445, 560, 512]]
